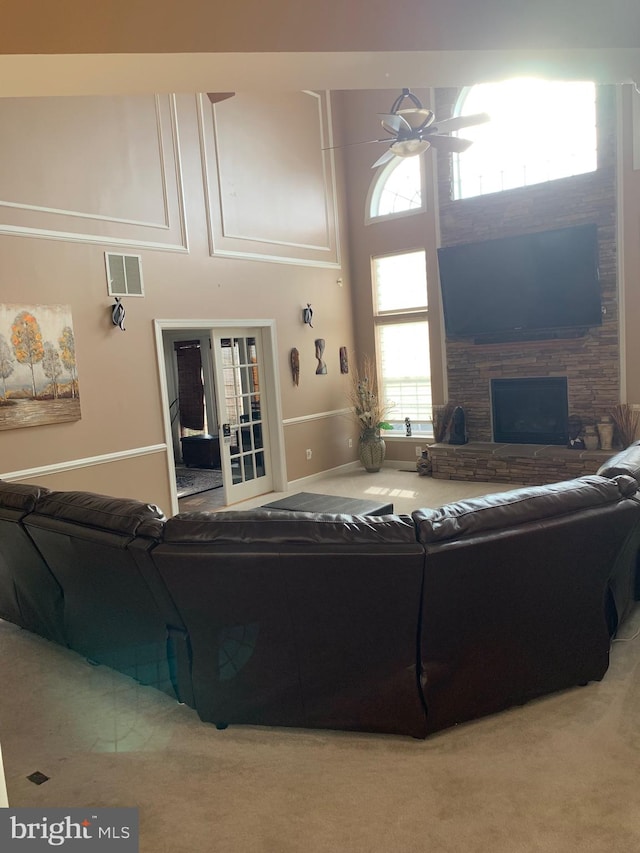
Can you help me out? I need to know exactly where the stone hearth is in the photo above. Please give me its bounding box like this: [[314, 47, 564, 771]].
[[429, 442, 612, 486]]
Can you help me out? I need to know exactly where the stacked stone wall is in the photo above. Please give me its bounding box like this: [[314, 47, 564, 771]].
[[435, 86, 619, 442]]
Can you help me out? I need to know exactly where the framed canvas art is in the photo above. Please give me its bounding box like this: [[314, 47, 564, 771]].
[[0, 303, 81, 431]]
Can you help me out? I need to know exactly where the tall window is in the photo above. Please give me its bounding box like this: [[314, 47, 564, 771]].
[[372, 250, 431, 434], [367, 156, 424, 221], [452, 78, 597, 200]]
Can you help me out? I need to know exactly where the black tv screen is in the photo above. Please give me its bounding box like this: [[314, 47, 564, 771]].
[[437, 224, 602, 341]]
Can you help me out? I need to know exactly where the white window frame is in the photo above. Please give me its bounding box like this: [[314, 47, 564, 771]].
[[371, 249, 432, 437], [366, 155, 426, 224]]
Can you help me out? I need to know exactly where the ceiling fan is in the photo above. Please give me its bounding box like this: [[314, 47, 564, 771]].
[[365, 88, 490, 169]]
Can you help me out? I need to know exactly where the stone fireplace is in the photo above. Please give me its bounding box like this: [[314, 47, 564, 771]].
[[491, 377, 569, 445], [435, 85, 620, 449]]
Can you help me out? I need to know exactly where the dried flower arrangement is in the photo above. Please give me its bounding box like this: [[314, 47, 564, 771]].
[[610, 403, 640, 449], [347, 355, 394, 435]]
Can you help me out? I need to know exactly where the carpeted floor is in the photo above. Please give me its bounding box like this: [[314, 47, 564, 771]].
[[1, 607, 640, 852], [175, 466, 223, 498]]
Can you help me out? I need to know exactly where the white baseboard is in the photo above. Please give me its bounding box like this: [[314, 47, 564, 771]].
[[288, 460, 361, 489]]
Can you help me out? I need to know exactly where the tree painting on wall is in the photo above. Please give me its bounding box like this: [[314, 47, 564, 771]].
[[0, 304, 81, 431]]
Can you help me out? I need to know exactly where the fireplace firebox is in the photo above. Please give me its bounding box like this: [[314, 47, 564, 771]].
[[491, 377, 569, 445]]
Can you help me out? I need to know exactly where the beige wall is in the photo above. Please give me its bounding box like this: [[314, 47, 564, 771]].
[[0, 92, 358, 509], [620, 85, 640, 405], [2, 83, 640, 499], [336, 89, 446, 463]]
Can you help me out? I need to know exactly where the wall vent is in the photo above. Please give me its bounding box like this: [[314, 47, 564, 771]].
[[105, 253, 144, 297]]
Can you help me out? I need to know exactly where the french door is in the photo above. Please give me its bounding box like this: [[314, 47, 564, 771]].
[[210, 329, 273, 504]]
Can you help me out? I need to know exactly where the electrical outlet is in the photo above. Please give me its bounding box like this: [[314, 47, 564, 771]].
[[415, 446, 423, 457], [348, 438, 353, 448], [306, 449, 312, 460]]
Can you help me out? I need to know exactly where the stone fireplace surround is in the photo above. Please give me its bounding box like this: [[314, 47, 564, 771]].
[[437, 327, 620, 484], [433, 85, 619, 485], [429, 441, 611, 486]]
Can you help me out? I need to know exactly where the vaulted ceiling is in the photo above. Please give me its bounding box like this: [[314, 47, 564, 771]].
[[1, 0, 639, 97]]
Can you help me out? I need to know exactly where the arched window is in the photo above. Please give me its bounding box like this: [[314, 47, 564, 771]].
[[452, 78, 597, 200], [367, 155, 424, 222]]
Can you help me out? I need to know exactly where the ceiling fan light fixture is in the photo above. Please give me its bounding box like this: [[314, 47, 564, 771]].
[[390, 138, 430, 158], [395, 107, 434, 131]]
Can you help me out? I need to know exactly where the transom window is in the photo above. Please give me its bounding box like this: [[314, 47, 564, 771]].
[[367, 156, 424, 221], [452, 78, 597, 200], [371, 250, 431, 434]]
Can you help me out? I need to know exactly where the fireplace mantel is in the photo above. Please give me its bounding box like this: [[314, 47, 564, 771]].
[[429, 441, 612, 486]]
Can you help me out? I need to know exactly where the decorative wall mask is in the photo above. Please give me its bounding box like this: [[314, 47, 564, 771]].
[[302, 303, 314, 328], [0, 303, 81, 431], [290, 348, 300, 386], [315, 339, 327, 375], [339, 346, 349, 374]]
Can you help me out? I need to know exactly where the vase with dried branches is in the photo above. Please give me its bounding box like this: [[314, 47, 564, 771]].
[[610, 403, 640, 449], [347, 355, 394, 472]]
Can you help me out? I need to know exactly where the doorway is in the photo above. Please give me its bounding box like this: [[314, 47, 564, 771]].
[[154, 319, 287, 516]]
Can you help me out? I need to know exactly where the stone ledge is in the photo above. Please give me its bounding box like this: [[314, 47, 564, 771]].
[[429, 442, 613, 486]]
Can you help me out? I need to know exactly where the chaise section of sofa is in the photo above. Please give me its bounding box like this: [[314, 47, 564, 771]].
[[22, 489, 193, 703], [0, 479, 66, 645], [152, 509, 428, 737], [413, 473, 640, 736]]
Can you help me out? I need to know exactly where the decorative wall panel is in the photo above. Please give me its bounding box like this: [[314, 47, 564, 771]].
[[0, 95, 187, 251], [199, 91, 340, 267]]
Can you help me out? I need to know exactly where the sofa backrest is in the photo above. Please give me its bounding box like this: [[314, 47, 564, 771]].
[[412, 474, 629, 544], [0, 480, 65, 644], [597, 441, 640, 484], [412, 475, 640, 736], [152, 509, 428, 737], [162, 508, 420, 547], [22, 489, 189, 701]]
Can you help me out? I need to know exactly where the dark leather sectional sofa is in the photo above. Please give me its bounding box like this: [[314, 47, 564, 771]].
[[2, 442, 640, 739]]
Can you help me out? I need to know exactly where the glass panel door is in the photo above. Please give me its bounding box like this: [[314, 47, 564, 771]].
[[211, 329, 272, 504]]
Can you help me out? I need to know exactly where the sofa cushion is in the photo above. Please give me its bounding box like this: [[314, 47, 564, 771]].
[[32, 490, 165, 537], [597, 441, 640, 483], [0, 480, 49, 514], [413, 475, 624, 544], [163, 509, 418, 546]]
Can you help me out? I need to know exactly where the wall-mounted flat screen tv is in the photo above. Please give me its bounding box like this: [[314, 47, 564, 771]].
[[437, 223, 602, 342]]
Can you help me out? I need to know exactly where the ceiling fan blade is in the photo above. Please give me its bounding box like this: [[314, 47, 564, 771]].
[[322, 138, 389, 152], [206, 92, 235, 104], [432, 112, 490, 133], [426, 134, 474, 153], [378, 112, 412, 135], [371, 148, 398, 169]]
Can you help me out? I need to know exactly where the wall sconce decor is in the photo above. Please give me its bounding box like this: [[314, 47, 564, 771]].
[[302, 303, 314, 328], [339, 346, 349, 374], [111, 297, 126, 331]]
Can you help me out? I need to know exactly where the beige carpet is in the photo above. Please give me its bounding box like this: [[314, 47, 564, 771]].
[[2, 468, 640, 852]]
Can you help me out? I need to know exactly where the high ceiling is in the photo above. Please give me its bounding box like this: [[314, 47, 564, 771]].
[[1, 0, 639, 96]]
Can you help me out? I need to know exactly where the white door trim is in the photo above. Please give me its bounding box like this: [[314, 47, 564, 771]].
[[153, 318, 287, 516]]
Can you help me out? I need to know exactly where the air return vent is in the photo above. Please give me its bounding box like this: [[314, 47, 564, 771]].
[[105, 253, 144, 297]]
